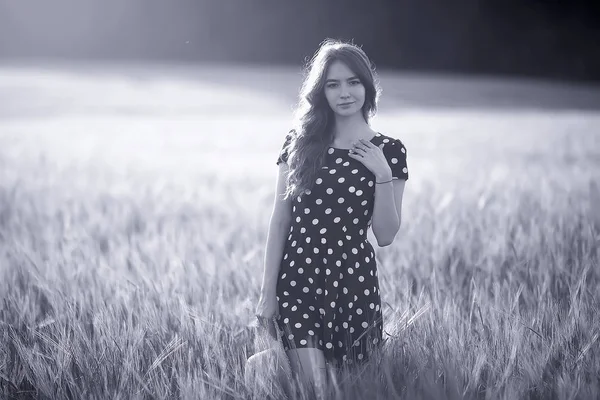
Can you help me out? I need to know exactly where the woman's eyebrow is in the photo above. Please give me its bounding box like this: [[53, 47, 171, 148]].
[[325, 76, 359, 83]]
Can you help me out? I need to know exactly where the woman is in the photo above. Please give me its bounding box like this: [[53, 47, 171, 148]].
[[255, 38, 409, 390]]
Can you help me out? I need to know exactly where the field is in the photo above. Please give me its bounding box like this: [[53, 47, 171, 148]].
[[1, 61, 600, 399]]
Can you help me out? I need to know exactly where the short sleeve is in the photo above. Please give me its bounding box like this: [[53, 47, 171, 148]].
[[384, 139, 409, 181], [276, 132, 293, 165]]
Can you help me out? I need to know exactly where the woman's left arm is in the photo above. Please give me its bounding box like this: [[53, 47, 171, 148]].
[[371, 178, 405, 246], [349, 138, 409, 247]]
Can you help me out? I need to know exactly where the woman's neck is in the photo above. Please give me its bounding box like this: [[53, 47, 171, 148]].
[[332, 113, 374, 143]]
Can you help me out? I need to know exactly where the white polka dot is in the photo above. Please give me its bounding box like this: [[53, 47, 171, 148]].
[[291, 305, 298, 311], [304, 208, 310, 214], [289, 334, 294, 340], [370, 303, 375, 309], [356, 190, 363, 196], [368, 181, 374, 187], [330, 301, 336, 308], [326, 188, 333, 195], [298, 267, 304, 273], [338, 197, 345, 204], [326, 342, 333, 349], [338, 341, 343, 347], [350, 327, 355, 333], [303, 287, 309, 293], [328, 322, 333, 328], [343, 287, 348, 294], [312, 218, 319, 225], [316, 178, 323, 184], [356, 308, 363, 315], [315, 322, 321, 327], [347, 267, 354, 274], [297, 247, 303, 254], [351, 169, 358, 174], [321, 238, 327, 244], [308, 330, 314, 335], [334, 217, 341, 223], [403, 167, 408, 173], [401, 147, 406, 153], [338, 177, 345, 183], [326, 269, 331, 275], [296, 217, 301, 222], [300, 339, 307, 345], [282, 302, 289, 308], [290, 281, 296, 286], [329, 169, 337, 174], [305, 258, 312, 264], [361, 200, 368, 206], [358, 354, 364, 360], [364, 289, 370, 295], [348, 302, 353, 308], [349, 186, 356, 193], [308, 277, 313, 284], [328, 148, 334, 154], [338, 240, 343, 246], [301, 227, 306, 233], [347, 207, 353, 213], [325, 208, 332, 214], [352, 248, 358, 254], [383, 138, 390, 143], [314, 248, 319, 254], [362, 322, 369, 328], [327, 249, 333, 254], [316, 288, 323, 294], [336, 157, 343, 164], [359, 276, 365, 282], [303, 314, 309, 319]]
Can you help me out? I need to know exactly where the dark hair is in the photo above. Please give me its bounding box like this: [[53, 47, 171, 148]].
[[283, 38, 380, 200]]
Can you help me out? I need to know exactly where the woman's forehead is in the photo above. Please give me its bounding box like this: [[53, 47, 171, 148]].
[[326, 61, 355, 80]]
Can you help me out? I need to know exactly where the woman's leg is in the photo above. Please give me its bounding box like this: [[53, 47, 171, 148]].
[[286, 348, 327, 396]]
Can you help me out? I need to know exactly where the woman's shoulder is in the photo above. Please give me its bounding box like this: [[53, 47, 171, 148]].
[[374, 132, 406, 147]]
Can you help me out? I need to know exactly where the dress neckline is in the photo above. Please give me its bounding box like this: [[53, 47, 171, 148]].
[[328, 133, 380, 150]]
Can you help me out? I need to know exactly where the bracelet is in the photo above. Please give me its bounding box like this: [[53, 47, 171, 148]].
[[375, 178, 393, 184]]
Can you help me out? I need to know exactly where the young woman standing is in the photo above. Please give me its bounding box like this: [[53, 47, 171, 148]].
[[255, 38, 409, 392]]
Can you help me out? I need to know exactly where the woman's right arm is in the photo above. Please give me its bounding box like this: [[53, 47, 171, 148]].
[[259, 163, 293, 298]]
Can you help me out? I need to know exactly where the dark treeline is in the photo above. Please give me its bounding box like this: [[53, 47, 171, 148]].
[[1, 0, 599, 81]]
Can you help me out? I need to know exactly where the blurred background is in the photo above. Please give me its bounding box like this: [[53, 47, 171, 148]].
[[1, 0, 600, 81], [1, 3, 600, 399]]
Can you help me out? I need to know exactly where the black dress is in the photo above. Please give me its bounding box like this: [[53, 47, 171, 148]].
[[274, 131, 409, 367]]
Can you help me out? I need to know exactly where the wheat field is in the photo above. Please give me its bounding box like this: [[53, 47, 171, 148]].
[[1, 62, 600, 399]]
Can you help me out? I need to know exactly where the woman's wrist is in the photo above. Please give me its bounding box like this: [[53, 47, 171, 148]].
[[375, 170, 393, 183]]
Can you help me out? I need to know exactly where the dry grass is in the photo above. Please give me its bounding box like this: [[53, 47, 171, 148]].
[[0, 64, 599, 399]]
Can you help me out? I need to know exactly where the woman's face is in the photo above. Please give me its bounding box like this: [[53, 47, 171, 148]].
[[323, 60, 366, 118]]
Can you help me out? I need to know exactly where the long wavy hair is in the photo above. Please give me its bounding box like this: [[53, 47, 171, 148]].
[[283, 39, 380, 200]]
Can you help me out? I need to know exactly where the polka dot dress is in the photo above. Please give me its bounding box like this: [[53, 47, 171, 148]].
[[274, 131, 409, 367]]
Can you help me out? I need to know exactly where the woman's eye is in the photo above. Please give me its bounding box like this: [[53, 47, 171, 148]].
[[350, 80, 361, 85], [326, 83, 338, 89]]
